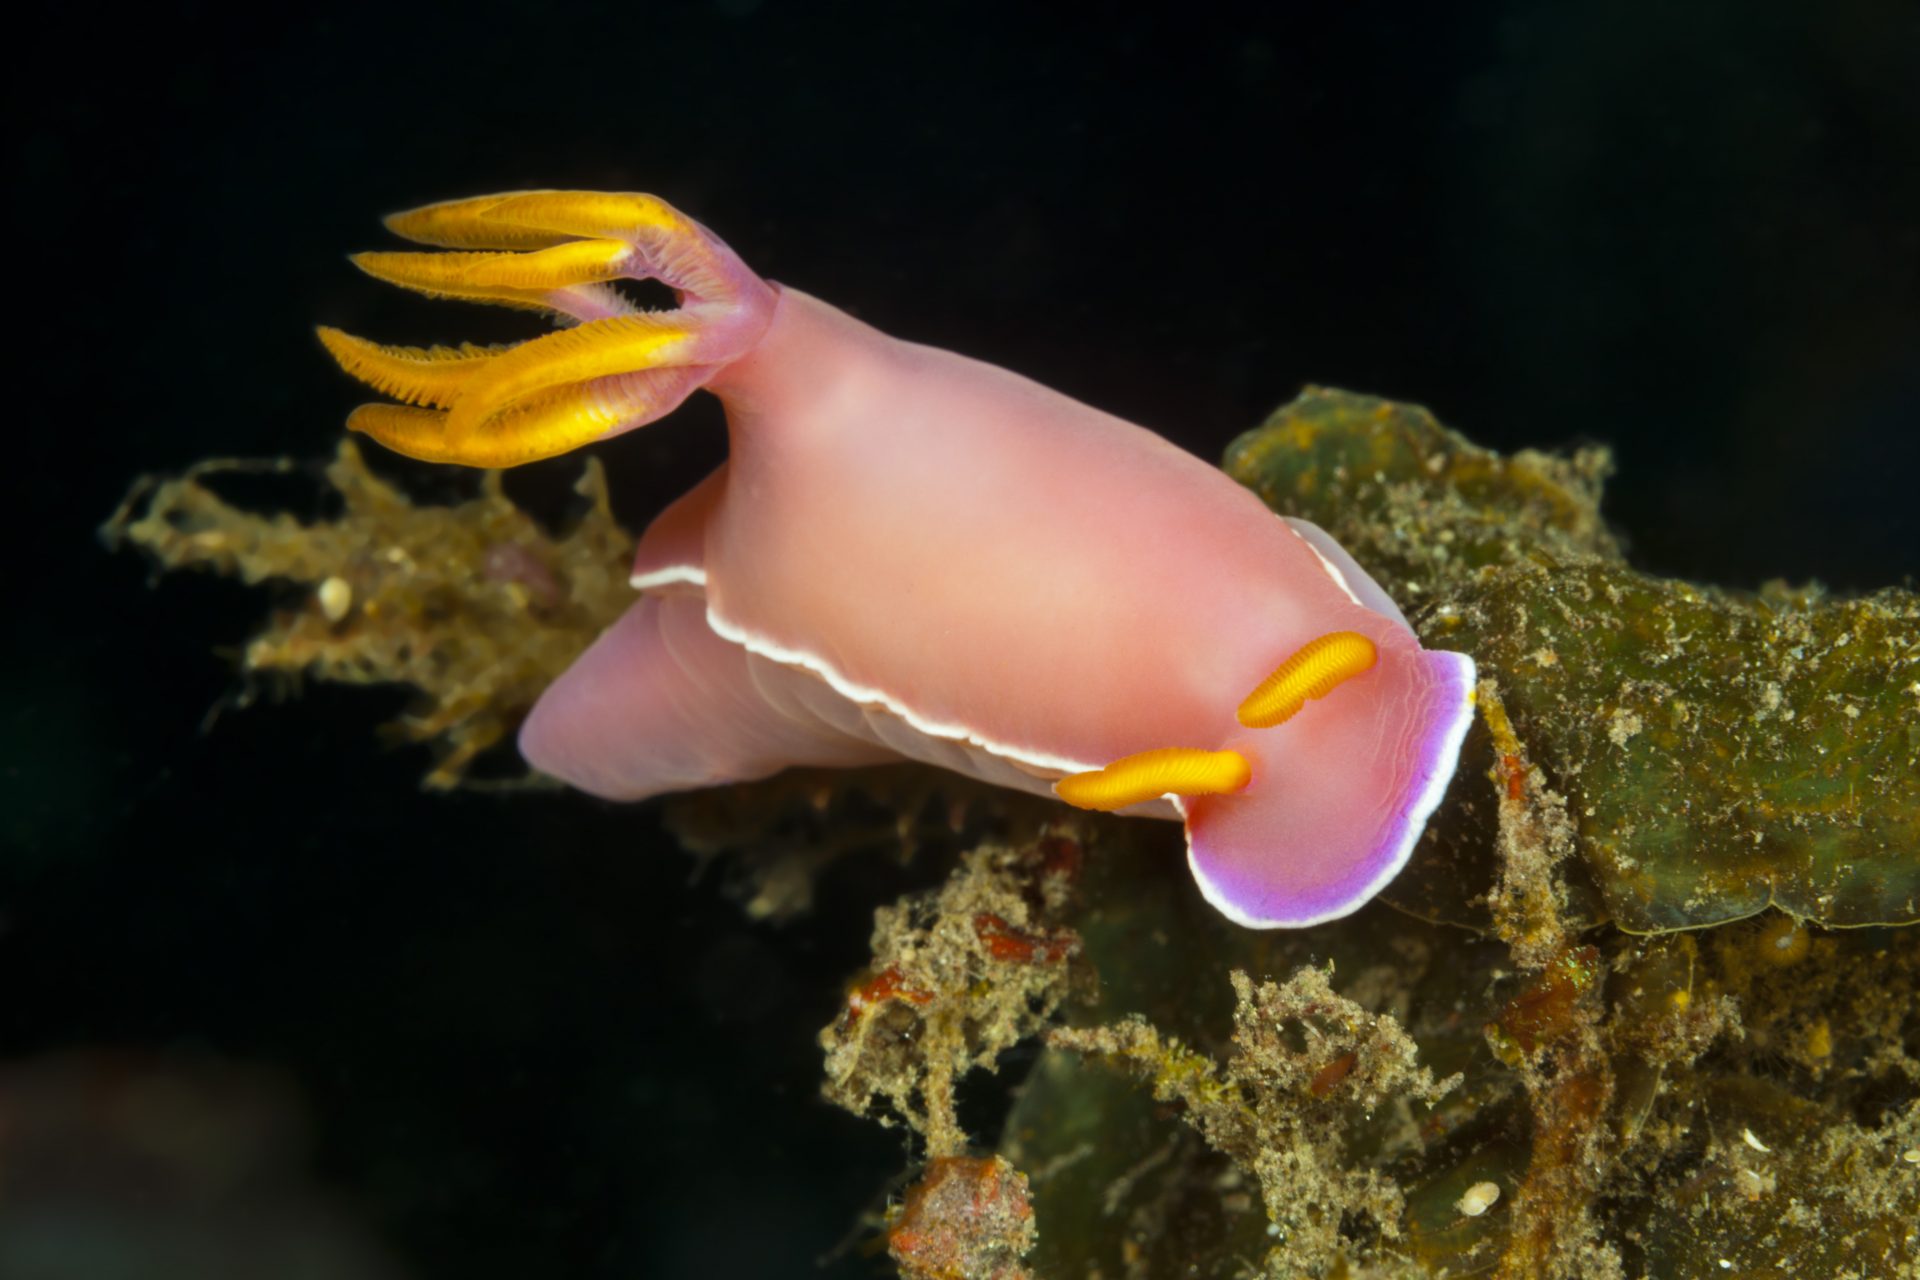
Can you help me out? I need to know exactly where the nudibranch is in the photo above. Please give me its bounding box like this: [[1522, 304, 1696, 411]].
[[318, 191, 1476, 927]]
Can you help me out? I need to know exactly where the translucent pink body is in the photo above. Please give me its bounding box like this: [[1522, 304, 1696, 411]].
[[522, 287, 1475, 927]]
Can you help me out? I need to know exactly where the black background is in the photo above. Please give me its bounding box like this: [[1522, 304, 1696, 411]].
[[5, 2, 1916, 1277]]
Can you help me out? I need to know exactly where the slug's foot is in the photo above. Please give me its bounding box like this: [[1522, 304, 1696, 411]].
[[318, 191, 776, 467]]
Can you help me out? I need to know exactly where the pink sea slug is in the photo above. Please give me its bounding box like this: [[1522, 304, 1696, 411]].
[[318, 191, 1476, 927]]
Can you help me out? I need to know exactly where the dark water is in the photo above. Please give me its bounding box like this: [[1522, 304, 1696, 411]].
[[6, 2, 1916, 1277]]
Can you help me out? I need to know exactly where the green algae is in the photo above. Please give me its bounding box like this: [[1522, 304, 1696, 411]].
[[1226, 387, 1920, 934]]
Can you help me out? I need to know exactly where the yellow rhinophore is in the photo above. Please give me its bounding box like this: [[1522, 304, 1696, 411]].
[[1237, 631, 1378, 728], [1055, 748, 1253, 813]]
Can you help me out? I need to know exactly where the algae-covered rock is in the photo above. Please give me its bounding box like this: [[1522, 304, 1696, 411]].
[[1621, 1080, 1920, 1276], [106, 388, 1919, 1277], [1045, 964, 1459, 1278], [1226, 387, 1920, 933], [818, 831, 1091, 1156], [1001, 824, 1526, 1279], [997, 828, 1915, 1279], [894, 391, 1917, 1277], [887, 1155, 1038, 1280]]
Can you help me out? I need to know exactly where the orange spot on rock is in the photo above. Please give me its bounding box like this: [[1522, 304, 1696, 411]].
[[1309, 1051, 1358, 1098], [972, 914, 1076, 965], [844, 966, 933, 1024], [1500, 752, 1527, 802], [1490, 945, 1602, 1059], [888, 1155, 1035, 1280]]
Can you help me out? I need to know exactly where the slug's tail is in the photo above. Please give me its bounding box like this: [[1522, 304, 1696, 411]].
[[318, 191, 775, 467], [1184, 645, 1478, 929]]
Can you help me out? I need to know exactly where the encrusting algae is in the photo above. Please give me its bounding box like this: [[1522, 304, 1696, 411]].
[[107, 388, 1919, 1277], [1228, 387, 1920, 935], [819, 828, 1092, 1158], [102, 440, 633, 788]]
